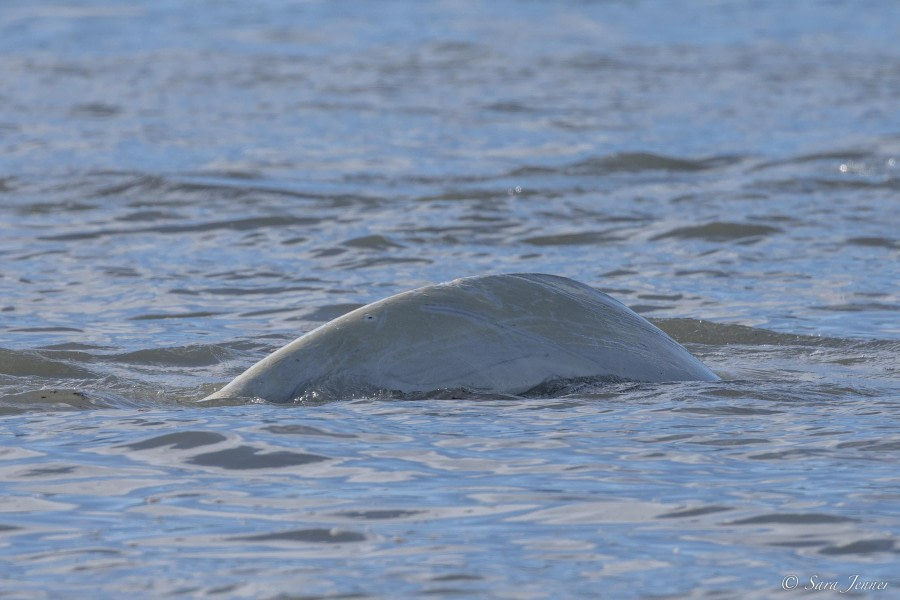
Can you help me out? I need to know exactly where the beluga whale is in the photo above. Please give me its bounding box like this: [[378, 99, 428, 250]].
[[203, 273, 719, 403]]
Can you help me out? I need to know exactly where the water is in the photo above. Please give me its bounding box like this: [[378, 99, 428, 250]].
[[1, 1, 898, 598]]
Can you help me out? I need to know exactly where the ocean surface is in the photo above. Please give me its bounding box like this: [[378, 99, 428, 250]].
[[1, 1, 898, 598]]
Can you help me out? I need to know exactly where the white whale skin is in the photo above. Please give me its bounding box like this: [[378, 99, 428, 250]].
[[203, 273, 719, 402]]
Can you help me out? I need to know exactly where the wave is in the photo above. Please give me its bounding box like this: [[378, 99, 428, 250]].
[[650, 222, 781, 242], [509, 151, 745, 177]]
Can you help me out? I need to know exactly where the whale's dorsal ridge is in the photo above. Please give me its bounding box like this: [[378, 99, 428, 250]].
[[203, 273, 719, 403]]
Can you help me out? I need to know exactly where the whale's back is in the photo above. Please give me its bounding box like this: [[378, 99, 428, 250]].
[[204, 273, 719, 402]]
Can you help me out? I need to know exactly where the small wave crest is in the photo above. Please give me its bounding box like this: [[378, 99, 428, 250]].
[[509, 151, 743, 178]]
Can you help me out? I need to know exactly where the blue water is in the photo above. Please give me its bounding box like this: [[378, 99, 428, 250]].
[[1, 1, 898, 598]]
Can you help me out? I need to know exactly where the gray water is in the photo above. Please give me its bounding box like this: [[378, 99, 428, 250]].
[[1, 1, 899, 598]]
